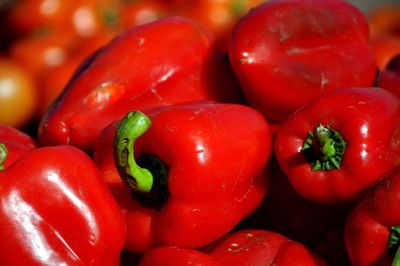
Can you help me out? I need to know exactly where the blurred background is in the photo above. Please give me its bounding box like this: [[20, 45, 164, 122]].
[[0, 0, 399, 133], [349, 0, 399, 13]]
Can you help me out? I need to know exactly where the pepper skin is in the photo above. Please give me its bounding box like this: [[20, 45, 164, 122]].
[[38, 16, 242, 152], [239, 157, 352, 247], [229, 0, 377, 122], [140, 248, 219, 266], [139, 229, 327, 266], [275, 87, 400, 204], [93, 101, 272, 253], [0, 145, 126, 265], [344, 168, 400, 266], [378, 54, 400, 98], [0, 124, 37, 169]]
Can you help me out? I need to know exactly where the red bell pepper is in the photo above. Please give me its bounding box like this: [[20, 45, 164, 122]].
[[140, 247, 219, 266], [0, 143, 126, 265], [344, 167, 400, 266], [240, 157, 352, 247], [93, 101, 272, 253], [275, 87, 400, 204], [0, 124, 37, 168], [139, 229, 327, 266], [229, 0, 377, 122], [378, 54, 400, 98], [38, 16, 242, 152]]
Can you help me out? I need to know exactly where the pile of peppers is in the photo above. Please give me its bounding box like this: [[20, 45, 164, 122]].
[[2, 0, 400, 265]]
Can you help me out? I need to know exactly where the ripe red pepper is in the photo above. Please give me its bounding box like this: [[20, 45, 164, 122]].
[[378, 54, 400, 98], [344, 168, 400, 266], [275, 87, 400, 204], [229, 0, 377, 122], [141, 247, 219, 266], [0, 124, 37, 168], [93, 101, 272, 253], [38, 16, 242, 152], [139, 229, 327, 266], [240, 157, 352, 247], [0, 143, 126, 265]]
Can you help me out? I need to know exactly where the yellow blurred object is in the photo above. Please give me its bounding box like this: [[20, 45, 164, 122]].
[[0, 59, 38, 128]]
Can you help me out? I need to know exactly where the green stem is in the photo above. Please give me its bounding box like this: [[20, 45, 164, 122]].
[[113, 111, 153, 193], [0, 143, 7, 171], [301, 124, 346, 170], [390, 225, 400, 266]]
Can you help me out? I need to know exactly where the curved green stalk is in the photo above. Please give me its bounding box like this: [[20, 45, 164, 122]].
[[114, 111, 153, 193]]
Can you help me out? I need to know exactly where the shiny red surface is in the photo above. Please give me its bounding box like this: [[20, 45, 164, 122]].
[[0, 145, 126, 265], [94, 101, 272, 253], [38, 16, 242, 152], [345, 168, 400, 266], [229, 0, 377, 122], [140, 230, 327, 266], [275, 87, 400, 204]]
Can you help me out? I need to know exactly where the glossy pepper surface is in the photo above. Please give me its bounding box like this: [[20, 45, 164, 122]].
[[345, 168, 400, 266], [93, 101, 272, 253], [0, 124, 37, 168], [0, 144, 126, 265], [139, 229, 327, 266], [275, 87, 400, 204], [229, 0, 377, 122], [38, 16, 242, 152]]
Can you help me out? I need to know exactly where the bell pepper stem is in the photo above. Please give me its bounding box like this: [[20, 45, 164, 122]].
[[301, 124, 346, 170], [0, 143, 7, 171], [390, 225, 400, 265], [315, 126, 336, 160], [114, 111, 153, 193]]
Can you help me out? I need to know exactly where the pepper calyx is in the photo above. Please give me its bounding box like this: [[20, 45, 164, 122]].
[[301, 124, 347, 171]]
